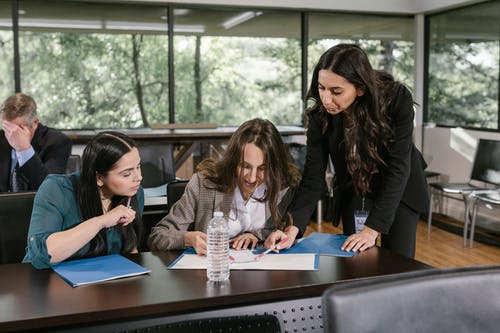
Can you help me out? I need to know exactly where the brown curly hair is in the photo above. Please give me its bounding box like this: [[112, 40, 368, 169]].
[[197, 118, 301, 229]]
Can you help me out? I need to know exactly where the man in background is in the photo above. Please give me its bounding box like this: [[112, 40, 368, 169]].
[[0, 93, 72, 192]]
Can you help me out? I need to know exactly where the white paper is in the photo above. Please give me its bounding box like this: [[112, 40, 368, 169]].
[[169, 252, 317, 270]]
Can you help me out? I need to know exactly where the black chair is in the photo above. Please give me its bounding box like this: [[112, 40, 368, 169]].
[[322, 265, 500, 333], [138, 143, 176, 188], [0, 191, 36, 264], [65, 154, 82, 174], [427, 139, 500, 246], [468, 189, 500, 248], [166, 179, 189, 212], [144, 314, 282, 333]]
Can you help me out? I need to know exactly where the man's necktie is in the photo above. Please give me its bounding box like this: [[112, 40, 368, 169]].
[[11, 164, 20, 192]]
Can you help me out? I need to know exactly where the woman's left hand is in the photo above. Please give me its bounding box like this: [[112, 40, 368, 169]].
[[341, 226, 378, 252], [230, 233, 259, 250]]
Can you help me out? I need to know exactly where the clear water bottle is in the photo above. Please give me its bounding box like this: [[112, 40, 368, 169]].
[[206, 211, 230, 281]]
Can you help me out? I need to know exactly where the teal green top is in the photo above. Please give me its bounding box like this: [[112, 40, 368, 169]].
[[23, 173, 144, 269]]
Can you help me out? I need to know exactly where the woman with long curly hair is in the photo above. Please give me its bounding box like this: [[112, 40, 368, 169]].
[[148, 118, 301, 255], [291, 44, 429, 258]]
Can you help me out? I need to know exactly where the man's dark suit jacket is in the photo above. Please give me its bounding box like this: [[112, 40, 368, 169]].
[[292, 84, 429, 236], [0, 123, 72, 192]]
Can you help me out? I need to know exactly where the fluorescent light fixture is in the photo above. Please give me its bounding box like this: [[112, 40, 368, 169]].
[[105, 21, 167, 31], [445, 33, 497, 40], [370, 32, 403, 39], [173, 24, 205, 33], [0, 18, 204, 34], [221, 11, 263, 30], [18, 18, 101, 30], [106, 22, 205, 33], [0, 19, 11, 27]]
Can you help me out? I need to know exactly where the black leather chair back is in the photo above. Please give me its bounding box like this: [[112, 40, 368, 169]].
[[0, 191, 36, 264], [138, 143, 175, 188], [322, 266, 500, 333]]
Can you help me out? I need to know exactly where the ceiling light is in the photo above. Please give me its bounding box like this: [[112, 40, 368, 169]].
[[221, 11, 263, 30]]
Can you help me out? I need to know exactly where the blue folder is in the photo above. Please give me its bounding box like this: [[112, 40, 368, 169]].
[[52, 254, 151, 287], [279, 232, 356, 257], [180, 232, 355, 258]]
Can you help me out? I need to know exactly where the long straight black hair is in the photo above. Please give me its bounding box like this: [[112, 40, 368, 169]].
[[78, 131, 142, 257]]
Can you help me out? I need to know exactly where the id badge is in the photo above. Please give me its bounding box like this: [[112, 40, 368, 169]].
[[354, 210, 369, 233]]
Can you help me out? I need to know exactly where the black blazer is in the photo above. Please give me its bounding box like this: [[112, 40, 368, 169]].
[[0, 123, 72, 192], [292, 84, 429, 235]]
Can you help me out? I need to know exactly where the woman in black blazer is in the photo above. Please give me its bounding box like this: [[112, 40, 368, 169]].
[[291, 44, 429, 258]]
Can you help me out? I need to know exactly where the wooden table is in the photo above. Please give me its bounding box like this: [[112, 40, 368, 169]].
[[0, 249, 431, 332]]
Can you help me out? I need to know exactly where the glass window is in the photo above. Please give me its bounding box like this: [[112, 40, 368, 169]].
[[0, 0, 13, 99], [173, 7, 302, 125], [308, 12, 415, 93], [18, 0, 169, 129], [427, 1, 499, 129]]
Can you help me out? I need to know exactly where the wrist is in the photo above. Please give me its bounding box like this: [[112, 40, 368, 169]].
[[363, 226, 379, 238], [284, 225, 299, 237]]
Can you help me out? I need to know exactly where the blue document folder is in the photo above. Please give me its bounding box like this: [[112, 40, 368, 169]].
[[280, 232, 356, 257], [52, 254, 151, 287]]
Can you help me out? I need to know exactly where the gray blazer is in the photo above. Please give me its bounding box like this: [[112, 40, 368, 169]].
[[148, 173, 296, 251]]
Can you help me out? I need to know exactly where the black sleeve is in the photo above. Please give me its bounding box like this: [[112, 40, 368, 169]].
[[291, 113, 329, 236], [365, 85, 415, 234]]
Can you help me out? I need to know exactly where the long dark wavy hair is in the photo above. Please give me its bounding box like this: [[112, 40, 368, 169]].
[[78, 131, 142, 257], [306, 43, 399, 195], [197, 118, 301, 229]]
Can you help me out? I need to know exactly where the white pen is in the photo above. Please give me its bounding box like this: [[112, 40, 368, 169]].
[[126, 196, 132, 209], [254, 237, 289, 260]]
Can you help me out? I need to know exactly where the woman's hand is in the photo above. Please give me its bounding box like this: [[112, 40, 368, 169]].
[[184, 231, 207, 255], [230, 233, 258, 250], [264, 225, 298, 251], [99, 205, 136, 229], [341, 226, 378, 252]]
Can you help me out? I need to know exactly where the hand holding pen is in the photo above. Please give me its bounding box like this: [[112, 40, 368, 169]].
[[255, 237, 289, 261]]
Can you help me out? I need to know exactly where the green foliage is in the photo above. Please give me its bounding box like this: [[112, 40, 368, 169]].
[[428, 41, 499, 128], [0, 31, 14, 100], [20, 32, 168, 129]]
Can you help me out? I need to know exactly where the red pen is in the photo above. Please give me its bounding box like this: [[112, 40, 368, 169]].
[[254, 237, 289, 260]]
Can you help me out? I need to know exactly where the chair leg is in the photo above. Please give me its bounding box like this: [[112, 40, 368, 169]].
[[463, 194, 470, 248], [427, 191, 434, 234], [470, 204, 478, 249]]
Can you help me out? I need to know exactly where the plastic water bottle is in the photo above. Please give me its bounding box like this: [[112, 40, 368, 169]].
[[206, 211, 230, 281]]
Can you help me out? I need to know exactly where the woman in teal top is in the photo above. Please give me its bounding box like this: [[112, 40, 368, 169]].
[[24, 131, 144, 269]]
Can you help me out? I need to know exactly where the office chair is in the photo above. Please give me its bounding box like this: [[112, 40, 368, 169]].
[[65, 154, 82, 174], [427, 139, 500, 246], [0, 191, 36, 264], [143, 314, 282, 333], [322, 265, 500, 333], [468, 189, 500, 248], [137, 143, 176, 188]]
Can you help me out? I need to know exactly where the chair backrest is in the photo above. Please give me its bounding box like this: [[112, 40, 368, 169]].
[[322, 266, 500, 333], [166, 179, 189, 212], [287, 142, 307, 173], [470, 139, 500, 185], [0, 191, 36, 264], [138, 143, 176, 188], [66, 154, 82, 174]]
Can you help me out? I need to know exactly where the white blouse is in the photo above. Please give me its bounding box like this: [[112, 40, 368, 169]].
[[227, 183, 267, 239]]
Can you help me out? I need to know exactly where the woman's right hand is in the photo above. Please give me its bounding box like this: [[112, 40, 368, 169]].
[[184, 231, 207, 255], [99, 205, 136, 229]]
